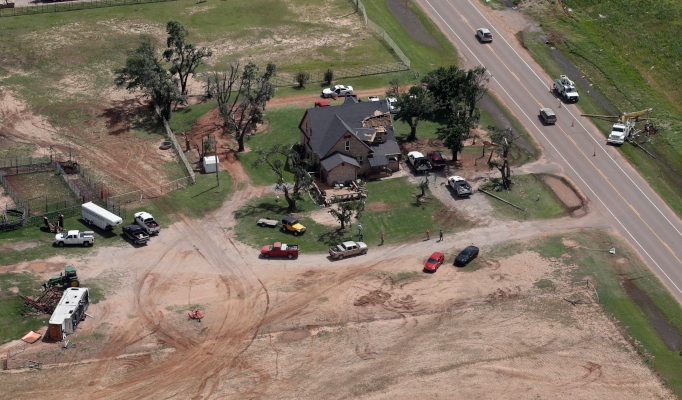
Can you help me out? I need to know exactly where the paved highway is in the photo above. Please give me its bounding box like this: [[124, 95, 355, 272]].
[[417, 0, 682, 301]]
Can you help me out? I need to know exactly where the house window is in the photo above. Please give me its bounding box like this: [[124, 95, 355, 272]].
[[357, 155, 364, 165], [345, 140, 350, 151]]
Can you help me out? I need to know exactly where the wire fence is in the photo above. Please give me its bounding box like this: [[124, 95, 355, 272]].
[[106, 175, 193, 209], [271, 63, 410, 87], [0, 156, 53, 175], [0, 0, 176, 17], [270, 0, 411, 87], [156, 105, 196, 184]]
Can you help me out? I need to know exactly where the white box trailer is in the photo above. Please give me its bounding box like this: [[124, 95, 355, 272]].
[[48, 287, 89, 340], [81, 201, 122, 230]]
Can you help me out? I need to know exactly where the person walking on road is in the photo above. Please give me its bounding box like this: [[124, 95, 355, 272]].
[[426, 229, 430, 240], [380, 232, 384, 245], [439, 229, 443, 242]]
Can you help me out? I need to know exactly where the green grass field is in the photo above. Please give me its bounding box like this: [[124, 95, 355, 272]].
[[0, 272, 49, 344], [481, 174, 571, 220], [234, 176, 471, 253]]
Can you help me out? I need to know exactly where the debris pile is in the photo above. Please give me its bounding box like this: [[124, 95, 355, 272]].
[[20, 287, 64, 315]]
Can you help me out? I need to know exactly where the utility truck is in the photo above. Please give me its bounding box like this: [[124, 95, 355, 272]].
[[54, 230, 95, 247], [134, 211, 160, 235], [554, 75, 579, 102], [261, 242, 300, 259], [582, 108, 654, 145]]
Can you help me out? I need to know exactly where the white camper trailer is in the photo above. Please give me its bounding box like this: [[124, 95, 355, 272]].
[[81, 202, 122, 230], [48, 287, 89, 340]]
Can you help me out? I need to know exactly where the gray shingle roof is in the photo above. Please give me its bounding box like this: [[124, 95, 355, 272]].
[[305, 100, 397, 160], [320, 153, 360, 171]]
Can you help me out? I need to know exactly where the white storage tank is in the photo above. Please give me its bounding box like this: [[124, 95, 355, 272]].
[[203, 156, 218, 173]]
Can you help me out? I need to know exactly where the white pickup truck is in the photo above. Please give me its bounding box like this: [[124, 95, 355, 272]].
[[134, 212, 160, 235], [407, 151, 432, 173], [54, 230, 95, 247]]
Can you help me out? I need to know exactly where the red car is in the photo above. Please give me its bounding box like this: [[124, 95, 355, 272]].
[[424, 252, 445, 272]]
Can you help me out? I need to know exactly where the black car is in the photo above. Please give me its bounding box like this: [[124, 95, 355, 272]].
[[122, 224, 150, 245], [454, 245, 479, 266]]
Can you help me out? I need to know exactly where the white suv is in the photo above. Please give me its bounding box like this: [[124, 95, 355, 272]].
[[476, 28, 493, 43]]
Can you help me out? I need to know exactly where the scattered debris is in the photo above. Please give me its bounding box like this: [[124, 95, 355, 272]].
[[564, 298, 583, 306], [20, 287, 64, 315], [21, 331, 41, 344], [188, 310, 204, 321]]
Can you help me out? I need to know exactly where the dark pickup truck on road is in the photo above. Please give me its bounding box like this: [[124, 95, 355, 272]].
[[261, 242, 300, 259]]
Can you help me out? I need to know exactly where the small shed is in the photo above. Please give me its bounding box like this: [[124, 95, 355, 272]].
[[203, 156, 218, 173]]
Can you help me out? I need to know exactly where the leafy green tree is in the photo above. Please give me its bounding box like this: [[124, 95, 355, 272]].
[[208, 61, 277, 152], [327, 200, 363, 230], [252, 143, 313, 211], [437, 105, 480, 161], [114, 37, 183, 120], [163, 20, 213, 97], [422, 65, 488, 118], [393, 85, 438, 141], [487, 126, 520, 190]]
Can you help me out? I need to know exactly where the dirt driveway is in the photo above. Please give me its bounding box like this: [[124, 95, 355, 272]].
[[0, 143, 665, 399]]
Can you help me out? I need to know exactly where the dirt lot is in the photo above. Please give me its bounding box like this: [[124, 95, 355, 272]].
[[0, 209, 671, 398], [0, 3, 671, 398]]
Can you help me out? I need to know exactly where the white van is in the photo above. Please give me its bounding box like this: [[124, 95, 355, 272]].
[[81, 202, 122, 230]]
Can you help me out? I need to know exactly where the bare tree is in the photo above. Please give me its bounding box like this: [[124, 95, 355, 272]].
[[327, 200, 363, 230], [207, 61, 277, 152], [251, 143, 313, 211], [163, 20, 213, 97], [487, 127, 520, 190]]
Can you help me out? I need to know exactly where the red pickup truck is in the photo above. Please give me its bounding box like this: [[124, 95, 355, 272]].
[[261, 242, 300, 259]]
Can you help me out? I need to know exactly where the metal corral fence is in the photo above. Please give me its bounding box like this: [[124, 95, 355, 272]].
[[270, 0, 411, 87], [0, 0, 176, 17], [156, 105, 196, 184], [106, 175, 193, 209], [0, 156, 52, 175]]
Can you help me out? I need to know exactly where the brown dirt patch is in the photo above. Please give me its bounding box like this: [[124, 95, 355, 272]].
[[365, 202, 391, 212], [543, 174, 583, 209]]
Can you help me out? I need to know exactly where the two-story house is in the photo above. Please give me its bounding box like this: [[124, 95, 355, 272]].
[[298, 95, 401, 186]]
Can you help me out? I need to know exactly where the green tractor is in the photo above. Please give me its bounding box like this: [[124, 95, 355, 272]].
[[43, 266, 80, 290]]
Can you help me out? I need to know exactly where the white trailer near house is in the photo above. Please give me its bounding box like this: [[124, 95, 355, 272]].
[[48, 287, 89, 340], [81, 201, 122, 230]]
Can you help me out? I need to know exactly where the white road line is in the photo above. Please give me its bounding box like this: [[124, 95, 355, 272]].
[[422, 0, 682, 295], [466, 0, 682, 240]]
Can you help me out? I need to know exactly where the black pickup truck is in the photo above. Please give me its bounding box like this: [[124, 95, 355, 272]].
[[122, 224, 150, 245]]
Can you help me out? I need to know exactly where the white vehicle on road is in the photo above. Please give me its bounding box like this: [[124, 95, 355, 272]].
[[448, 176, 473, 197]]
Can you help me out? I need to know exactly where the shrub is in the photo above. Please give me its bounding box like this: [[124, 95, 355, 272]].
[[324, 68, 334, 85], [295, 71, 311, 88]]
